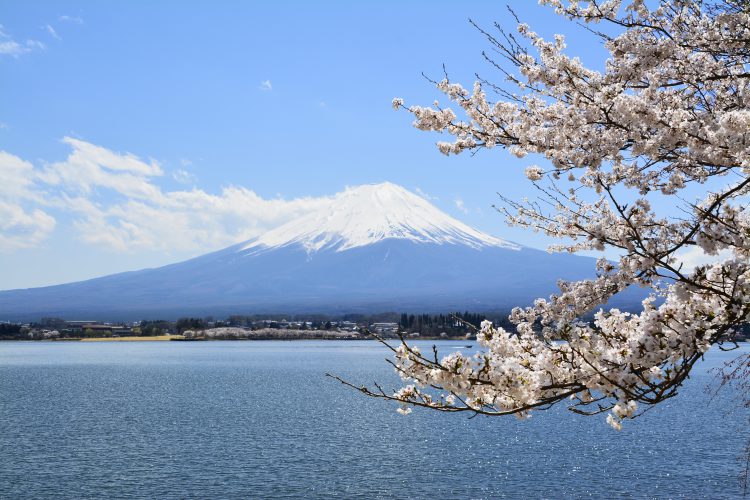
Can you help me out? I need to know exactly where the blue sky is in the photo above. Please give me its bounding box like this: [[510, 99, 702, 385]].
[[0, 1, 614, 290]]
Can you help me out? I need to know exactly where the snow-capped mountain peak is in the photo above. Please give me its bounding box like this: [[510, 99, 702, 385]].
[[239, 182, 519, 254]]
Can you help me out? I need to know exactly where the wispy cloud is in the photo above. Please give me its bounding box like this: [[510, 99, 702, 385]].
[[172, 169, 197, 185], [259, 79, 273, 91], [44, 24, 61, 40], [454, 197, 469, 214], [0, 25, 45, 57], [25, 40, 45, 50], [415, 187, 437, 201], [59, 15, 83, 24]]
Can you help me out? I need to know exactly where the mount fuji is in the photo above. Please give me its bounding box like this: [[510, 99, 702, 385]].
[[0, 182, 638, 320]]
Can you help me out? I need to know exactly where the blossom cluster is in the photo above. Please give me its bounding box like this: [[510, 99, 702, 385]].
[[386, 0, 750, 428]]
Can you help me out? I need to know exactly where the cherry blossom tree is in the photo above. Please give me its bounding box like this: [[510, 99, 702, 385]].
[[336, 0, 750, 429]]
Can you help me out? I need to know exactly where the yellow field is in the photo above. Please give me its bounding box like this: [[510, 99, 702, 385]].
[[80, 335, 184, 342]]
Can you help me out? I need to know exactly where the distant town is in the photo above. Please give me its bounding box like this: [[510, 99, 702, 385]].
[[0, 311, 499, 341]]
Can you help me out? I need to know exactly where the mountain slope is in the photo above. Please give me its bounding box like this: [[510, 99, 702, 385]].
[[0, 183, 641, 321]]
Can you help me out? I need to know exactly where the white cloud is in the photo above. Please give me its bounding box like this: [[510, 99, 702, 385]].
[[259, 79, 273, 91], [675, 246, 733, 271], [66, 185, 330, 253], [39, 137, 164, 200], [0, 25, 45, 57], [0, 151, 39, 200], [64, 137, 163, 176], [0, 40, 28, 56], [0, 38, 45, 57], [0, 201, 56, 251], [44, 24, 61, 40], [0, 152, 55, 250], [2, 139, 332, 253], [454, 197, 469, 214]]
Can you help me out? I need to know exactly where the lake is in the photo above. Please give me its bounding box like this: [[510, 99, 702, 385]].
[[0, 340, 747, 499]]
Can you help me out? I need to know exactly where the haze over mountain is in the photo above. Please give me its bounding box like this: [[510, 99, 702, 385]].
[[0, 183, 638, 321]]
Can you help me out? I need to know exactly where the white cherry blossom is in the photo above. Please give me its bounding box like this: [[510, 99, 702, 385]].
[[338, 0, 750, 429]]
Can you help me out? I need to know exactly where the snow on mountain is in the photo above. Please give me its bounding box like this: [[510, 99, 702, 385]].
[[239, 182, 518, 254]]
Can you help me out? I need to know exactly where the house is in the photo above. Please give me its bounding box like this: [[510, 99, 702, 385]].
[[370, 322, 399, 334]]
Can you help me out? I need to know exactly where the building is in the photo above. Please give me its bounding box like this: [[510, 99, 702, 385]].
[[370, 322, 399, 334]]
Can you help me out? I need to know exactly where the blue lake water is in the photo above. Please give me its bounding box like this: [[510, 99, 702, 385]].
[[0, 340, 747, 499]]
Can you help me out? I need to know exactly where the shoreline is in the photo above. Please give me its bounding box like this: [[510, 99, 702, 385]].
[[79, 334, 184, 342], [1, 335, 472, 343]]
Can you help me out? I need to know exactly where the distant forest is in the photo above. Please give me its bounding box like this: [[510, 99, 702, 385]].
[[2, 313, 748, 341], [0, 310, 517, 340]]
